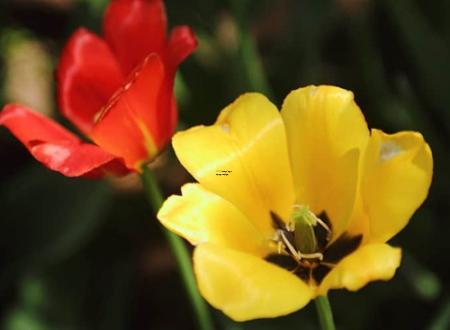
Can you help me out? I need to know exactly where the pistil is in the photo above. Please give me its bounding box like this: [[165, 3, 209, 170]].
[[292, 205, 321, 255]]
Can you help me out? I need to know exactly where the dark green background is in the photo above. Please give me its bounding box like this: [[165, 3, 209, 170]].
[[0, 0, 448, 329]]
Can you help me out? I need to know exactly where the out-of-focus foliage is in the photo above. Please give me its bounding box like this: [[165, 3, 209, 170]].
[[0, 0, 449, 329]]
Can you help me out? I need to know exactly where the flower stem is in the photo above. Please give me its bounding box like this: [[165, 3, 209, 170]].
[[314, 295, 336, 330], [140, 166, 214, 330], [228, 0, 275, 101]]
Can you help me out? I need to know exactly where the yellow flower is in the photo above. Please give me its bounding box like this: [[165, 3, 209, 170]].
[[157, 85, 433, 321]]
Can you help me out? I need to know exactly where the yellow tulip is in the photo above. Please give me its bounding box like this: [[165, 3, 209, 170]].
[[157, 85, 433, 321]]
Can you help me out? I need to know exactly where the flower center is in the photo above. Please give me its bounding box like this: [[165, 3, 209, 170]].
[[267, 205, 363, 285], [274, 205, 330, 261]]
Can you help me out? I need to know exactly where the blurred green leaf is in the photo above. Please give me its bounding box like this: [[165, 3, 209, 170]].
[[346, 7, 392, 116], [382, 0, 450, 136], [0, 165, 113, 291], [3, 277, 49, 330], [401, 252, 442, 301], [4, 309, 48, 330], [82, 0, 109, 14], [2, 239, 134, 330], [427, 298, 450, 330], [175, 73, 190, 108]]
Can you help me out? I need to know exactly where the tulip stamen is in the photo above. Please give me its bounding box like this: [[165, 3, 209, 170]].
[[269, 210, 362, 285], [273, 229, 325, 261], [279, 230, 301, 260], [271, 208, 326, 262]]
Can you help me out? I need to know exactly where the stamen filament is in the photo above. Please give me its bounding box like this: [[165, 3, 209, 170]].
[[299, 252, 324, 260], [280, 231, 301, 260], [316, 218, 331, 233]]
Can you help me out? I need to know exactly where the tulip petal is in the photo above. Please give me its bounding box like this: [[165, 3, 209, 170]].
[[103, 0, 167, 73], [90, 54, 169, 170], [172, 93, 296, 236], [0, 104, 127, 178], [348, 129, 433, 243], [194, 243, 313, 321], [166, 26, 197, 70], [57, 28, 124, 135], [158, 183, 269, 256], [318, 243, 401, 294], [281, 85, 369, 240]]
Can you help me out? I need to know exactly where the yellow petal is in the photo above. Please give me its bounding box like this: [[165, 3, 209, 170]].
[[157, 183, 269, 256], [194, 243, 313, 321], [349, 129, 433, 243], [318, 243, 401, 295], [281, 85, 369, 239], [173, 93, 295, 236]]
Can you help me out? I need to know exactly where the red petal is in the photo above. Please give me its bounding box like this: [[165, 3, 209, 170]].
[[90, 54, 172, 170], [0, 104, 129, 178], [31, 142, 129, 179], [163, 27, 196, 134], [57, 28, 124, 135], [103, 0, 167, 74], [166, 25, 198, 71]]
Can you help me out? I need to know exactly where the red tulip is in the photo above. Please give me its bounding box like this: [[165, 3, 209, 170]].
[[0, 0, 197, 178]]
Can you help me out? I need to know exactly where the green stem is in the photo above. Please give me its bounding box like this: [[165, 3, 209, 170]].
[[229, 0, 274, 100], [239, 29, 274, 99], [140, 166, 214, 330], [314, 295, 336, 330]]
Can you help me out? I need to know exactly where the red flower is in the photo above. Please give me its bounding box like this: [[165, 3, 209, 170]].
[[0, 0, 197, 178]]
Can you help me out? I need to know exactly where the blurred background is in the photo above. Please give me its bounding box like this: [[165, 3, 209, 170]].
[[0, 0, 449, 329]]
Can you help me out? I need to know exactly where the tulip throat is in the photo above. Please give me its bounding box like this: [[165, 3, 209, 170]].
[[273, 205, 331, 262], [268, 208, 362, 285]]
